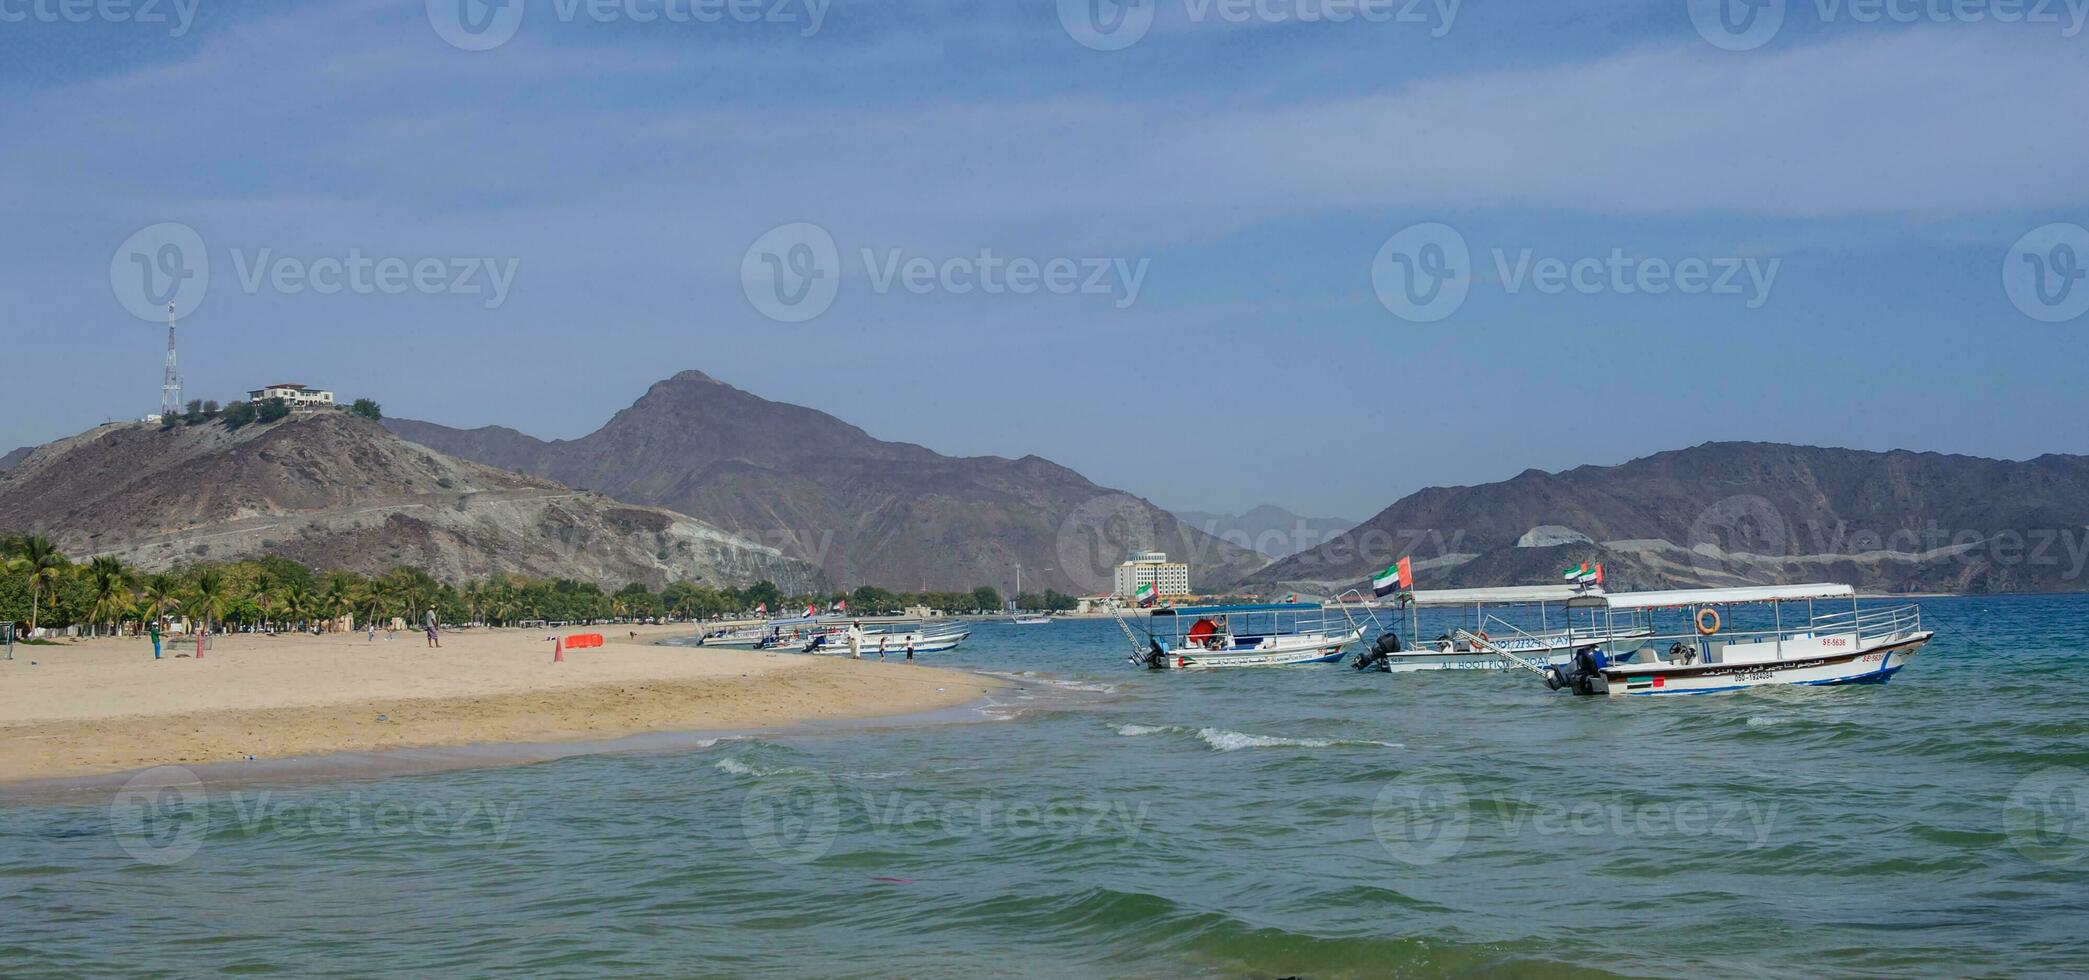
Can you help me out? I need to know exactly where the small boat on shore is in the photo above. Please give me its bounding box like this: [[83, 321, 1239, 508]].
[[1520, 584, 1932, 696], [1122, 602, 1364, 670]]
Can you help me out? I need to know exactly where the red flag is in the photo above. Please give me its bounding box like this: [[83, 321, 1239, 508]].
[[1397, 556, 1413, 589], [1594, 562, 1605, 585]]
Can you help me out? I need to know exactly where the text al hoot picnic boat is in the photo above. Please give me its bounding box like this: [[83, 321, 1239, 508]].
[[1120, 602, 1365, 670], [1495, 583, 1934, 697]]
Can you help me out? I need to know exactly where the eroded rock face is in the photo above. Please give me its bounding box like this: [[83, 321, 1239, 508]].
[[388, 370, 1269, 593], [1243, 442, 2089, 595], [0, 412, 820, 591]]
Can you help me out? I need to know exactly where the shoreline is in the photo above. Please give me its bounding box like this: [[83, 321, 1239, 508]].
[[0, 624, 1003, 790]]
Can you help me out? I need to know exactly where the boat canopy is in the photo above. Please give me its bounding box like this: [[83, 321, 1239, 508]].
[[1567, 583, 1855, 611], [1405, 585, 1602, 607], [1150, 602, 1322, 617]]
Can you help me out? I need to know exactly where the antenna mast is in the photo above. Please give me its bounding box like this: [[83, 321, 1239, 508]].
[[160, 301, 182, 418]]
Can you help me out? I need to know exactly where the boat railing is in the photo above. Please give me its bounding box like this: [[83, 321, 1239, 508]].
[[1810, 603, 1923, 641], [1599, 603, 1924, 654]]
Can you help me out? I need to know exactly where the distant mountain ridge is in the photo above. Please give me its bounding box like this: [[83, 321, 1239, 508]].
[[387, 371, 1269, 593], [0, 413, 820, 590], [1244, 442, 2089, 595], [1171, 505, 1359, 561]]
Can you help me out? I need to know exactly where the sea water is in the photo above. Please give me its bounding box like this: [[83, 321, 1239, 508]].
[[2, 595, 2084, 977]]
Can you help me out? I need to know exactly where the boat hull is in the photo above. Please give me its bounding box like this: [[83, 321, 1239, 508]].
[[1164, 631, 1362, 670], [1599, 633, 1930, 696]]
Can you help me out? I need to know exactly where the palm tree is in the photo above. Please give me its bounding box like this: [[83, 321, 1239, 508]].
[[16, 536, 68, 635], [251, 567, 279, 632], [85, 556, 134, 636], [140, 573, 181, 627], [321, 573, 355, 632], [279, 581, 315, 632], [186, 569, 231, 637]]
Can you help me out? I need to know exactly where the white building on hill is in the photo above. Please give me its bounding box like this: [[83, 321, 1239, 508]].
[[247, 382, 336, 410]]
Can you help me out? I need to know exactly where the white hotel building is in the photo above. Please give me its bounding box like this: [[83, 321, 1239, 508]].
[[1114, 551, 1191, 600], [247, 383, 336, 411]]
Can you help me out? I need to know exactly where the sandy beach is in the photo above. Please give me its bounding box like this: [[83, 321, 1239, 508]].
[[0, 624, 1000, 784]]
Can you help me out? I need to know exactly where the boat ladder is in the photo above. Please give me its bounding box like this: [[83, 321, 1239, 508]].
[[1112, 611, 1149, 664]]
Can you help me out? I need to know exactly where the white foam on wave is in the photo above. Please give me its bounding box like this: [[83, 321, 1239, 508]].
[[1746, 716, 1786, 728], [1116, 723, 1399, 751], [714, 758, 764, 776]]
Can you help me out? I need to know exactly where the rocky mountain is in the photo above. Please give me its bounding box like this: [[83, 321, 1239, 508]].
[[0, 447, 29, 473], [387, 371, 1269, 593], [1244, 442, 2089, 596], [1172, 505, 1360, 560], [0, 412, 821, 590]]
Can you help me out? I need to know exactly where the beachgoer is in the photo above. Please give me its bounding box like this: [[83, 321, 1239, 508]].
[[425, 609, 441, 648], [905, 639, 914, 661], [878, 636, 887, 661], [847, 626, 863, 660], [149, 620, 162, 660]]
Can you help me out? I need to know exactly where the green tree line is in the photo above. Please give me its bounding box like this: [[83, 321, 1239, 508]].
[[1, 535, 1074, 637]]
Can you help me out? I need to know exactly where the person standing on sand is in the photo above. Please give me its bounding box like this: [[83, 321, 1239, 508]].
[[877, 636, 887, 661], [425, 608, 441, 648], [847, 622, 863, 660], [150, 620, 162, 660], [905, 639, 914, 662]]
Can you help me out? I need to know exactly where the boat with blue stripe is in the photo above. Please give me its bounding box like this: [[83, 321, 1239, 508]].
[[1494, 584, 1935, 697]]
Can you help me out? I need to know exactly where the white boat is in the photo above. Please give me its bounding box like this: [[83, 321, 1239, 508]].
[[1520, 584, 1933, 697], [1345, 585, 1653, 672], [1010, 614, 1054, 626], [1122, 602, 1364, 670], [802, 622, 971, 656]]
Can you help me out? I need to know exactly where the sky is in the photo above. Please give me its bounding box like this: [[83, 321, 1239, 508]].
[[3, 0, 2086, 520]]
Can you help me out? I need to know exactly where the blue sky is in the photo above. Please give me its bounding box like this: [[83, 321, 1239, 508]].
[[3, 0, 2086, 519]]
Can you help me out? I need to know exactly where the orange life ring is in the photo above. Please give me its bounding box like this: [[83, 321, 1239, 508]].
[[1475, 631, 1490, 643], [1695, 609, 1721, 636]]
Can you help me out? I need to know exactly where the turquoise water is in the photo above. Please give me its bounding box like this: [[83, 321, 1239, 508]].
[[3, 595, 2085, 977]]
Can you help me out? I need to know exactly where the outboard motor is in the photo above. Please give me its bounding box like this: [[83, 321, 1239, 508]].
[[1128, 639, 1178, 668], [1544, 645, 1609, 696], [1352, 631, 1403, 671]]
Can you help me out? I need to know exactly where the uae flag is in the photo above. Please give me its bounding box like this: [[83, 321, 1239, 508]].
[[755, 602, 768, 616], [1372, 556, 1414, 598], [1135, 583, 1157, 607], [1562, 562, 1598, 584], [833, 599, 847, 613]]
